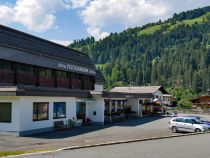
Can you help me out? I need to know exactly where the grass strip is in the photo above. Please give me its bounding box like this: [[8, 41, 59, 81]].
[[0, 149, 53, 157]]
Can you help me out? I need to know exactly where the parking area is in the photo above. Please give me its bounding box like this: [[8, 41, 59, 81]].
[[0, 114, 210, 152]]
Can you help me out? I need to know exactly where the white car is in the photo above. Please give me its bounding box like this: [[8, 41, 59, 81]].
[[168, 116, 209, 133]]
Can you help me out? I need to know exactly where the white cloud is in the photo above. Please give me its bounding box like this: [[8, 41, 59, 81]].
[[0, 5, 14, 25], [12, 0, 60, 32], [87, 27, 110, 40], [0, 0, 69, 32], [81, 0, 169, 39], [70, 0, 91, 8], [51, 39, 73, 46]]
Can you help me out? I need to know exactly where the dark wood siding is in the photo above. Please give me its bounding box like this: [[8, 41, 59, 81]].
[[0, 59, 95, 90]]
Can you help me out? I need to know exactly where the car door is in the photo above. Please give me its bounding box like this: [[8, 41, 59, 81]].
[[182, 118, 194, 132], [173, 118, 185, 131]]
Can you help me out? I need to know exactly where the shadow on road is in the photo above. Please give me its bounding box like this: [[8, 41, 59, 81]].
[[26, 115, 168, 139], [112, 115, 166, 127]]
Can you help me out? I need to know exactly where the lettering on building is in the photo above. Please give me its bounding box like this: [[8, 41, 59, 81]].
[[58, 63, 96, 75]]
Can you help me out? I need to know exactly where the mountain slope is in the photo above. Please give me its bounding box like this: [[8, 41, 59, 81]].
[[70, 6, 210, 93]]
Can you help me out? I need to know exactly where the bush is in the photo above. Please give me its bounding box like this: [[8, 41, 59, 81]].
[[178, 99, 192, 109]]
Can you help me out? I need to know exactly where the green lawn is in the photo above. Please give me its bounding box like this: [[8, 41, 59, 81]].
[[138, 25, 162, 36], [138, 12, 210, 36]]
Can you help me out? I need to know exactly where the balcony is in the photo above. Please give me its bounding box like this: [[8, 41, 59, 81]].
[[57, 77, 70, 88], [0, 69, 14, 84], [17, 72, 36, 85], [39, 76, 55, 87]]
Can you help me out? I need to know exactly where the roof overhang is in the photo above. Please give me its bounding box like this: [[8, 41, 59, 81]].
[[0, 86, 91, 98], [103, 91, 154, 99]]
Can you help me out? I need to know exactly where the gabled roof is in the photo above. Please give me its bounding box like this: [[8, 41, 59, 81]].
[[110, 86, 168, 94], [0, 24, 95, 68]]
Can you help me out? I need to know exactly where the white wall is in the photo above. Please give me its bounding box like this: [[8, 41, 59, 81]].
[[18, 96, 76, 132], [0, 96, 20, 132], [94, 84, 104, 91], [153, 90, 163, 98], [127, 99, 140, 116], [86, 95, 104, 124], [0, 94, 105, 135]]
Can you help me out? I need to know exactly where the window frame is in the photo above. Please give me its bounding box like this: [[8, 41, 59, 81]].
[[53, 102, 66, 119], [33, 102, 49, 121], [0, 102, 12, 123]]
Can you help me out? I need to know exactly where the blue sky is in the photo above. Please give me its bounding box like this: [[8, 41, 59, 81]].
[[0, 0, 209, 46]]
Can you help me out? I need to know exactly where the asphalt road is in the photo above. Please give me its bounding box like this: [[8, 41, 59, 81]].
[[19, 133, 210, 158]]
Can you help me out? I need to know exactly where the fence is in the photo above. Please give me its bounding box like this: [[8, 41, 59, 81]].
[[166, 108, 210, 115]]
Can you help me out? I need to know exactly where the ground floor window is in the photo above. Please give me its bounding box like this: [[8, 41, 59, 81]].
[[53, 102, 66, 119], [76, 102, 86, 119], [33, 102, 49, 121], [0, 103, 12, 123]]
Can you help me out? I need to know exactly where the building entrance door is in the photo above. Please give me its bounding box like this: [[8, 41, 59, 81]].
[[76, 102, 86, 120]]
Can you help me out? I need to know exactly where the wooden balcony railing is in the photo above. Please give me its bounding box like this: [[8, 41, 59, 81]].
[[71, 79, 82, 89], [57, 77, 70, 88], [39, 76, 55, 87], [17, 72, 36, 85]]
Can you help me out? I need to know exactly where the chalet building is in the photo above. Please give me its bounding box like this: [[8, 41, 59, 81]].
[[0, 25, 105, 136], [103, 86, 169, 122], [190, 96, 210, 108]]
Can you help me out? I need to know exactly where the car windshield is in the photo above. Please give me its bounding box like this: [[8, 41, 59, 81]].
[[198, 117, 208, 122], [188, 116, 209, 123]]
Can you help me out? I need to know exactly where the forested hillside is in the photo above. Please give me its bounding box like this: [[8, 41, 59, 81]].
[[70, 7, 210, 93]]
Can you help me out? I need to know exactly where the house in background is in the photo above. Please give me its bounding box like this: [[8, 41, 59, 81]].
[[190, 93, 210, 110], [161, 94, 176, 106], [0, 24, 105, 136], [103, 86, 169, 122]]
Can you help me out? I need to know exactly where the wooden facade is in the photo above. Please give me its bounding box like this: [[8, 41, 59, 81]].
[[191, 96, 210, 108], [0, 59, 95, 90]]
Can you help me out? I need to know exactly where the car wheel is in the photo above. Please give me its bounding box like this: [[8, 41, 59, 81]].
[[172, 126, 178, 133], [194, 128, 201, 133]]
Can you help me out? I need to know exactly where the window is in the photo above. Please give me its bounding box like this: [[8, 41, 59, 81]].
[[185, 119, 193, 124], [0, 103, 12, 123], [173, 118, 184, 122], [76, 102, 86, 119], [0, 60, 12, 70], [57, 70, 68, 78], [53, 102, 66, 119], [18, 63, 34, 74], [139, 100, 143, 104], [33, 102, 49, 121], [39, 68, 53, 77]]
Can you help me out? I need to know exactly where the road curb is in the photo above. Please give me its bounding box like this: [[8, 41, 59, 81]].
[[5, 131, 210, 157], [57, 131, 210, 151]]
